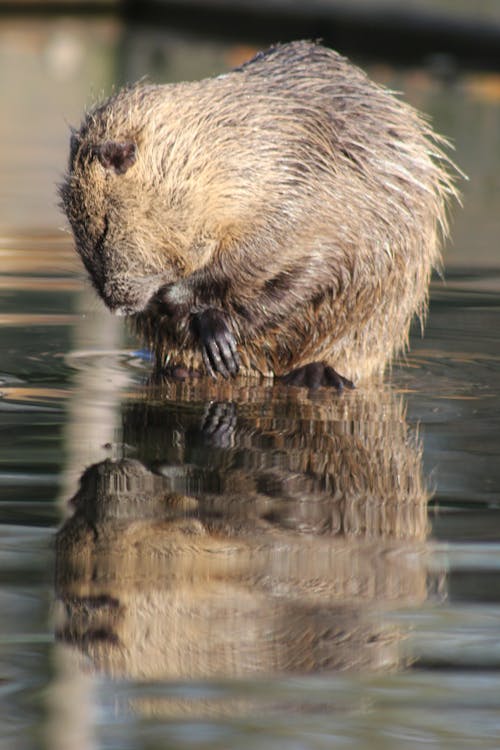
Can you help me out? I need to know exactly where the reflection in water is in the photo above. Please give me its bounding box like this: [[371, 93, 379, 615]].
[[55, 383, 434, 709]]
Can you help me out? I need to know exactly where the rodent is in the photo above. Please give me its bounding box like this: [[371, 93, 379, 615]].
[[60, 41, 459, 389]]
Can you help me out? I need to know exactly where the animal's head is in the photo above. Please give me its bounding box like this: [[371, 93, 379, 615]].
[[59, 90, 197, 315]]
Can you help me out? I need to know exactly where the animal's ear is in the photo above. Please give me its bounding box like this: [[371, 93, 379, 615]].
[[97, 140, 136, 175]]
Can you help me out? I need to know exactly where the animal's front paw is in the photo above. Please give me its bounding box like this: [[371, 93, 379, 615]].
[[155, 282, 191, 319], [191, 309, 240, 379], [281, 362, 355, 392]]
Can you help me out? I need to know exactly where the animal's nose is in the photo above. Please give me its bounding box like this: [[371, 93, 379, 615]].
[[101, 281, 143, 316], [99, 280, 123, 313], [112, 306, 129, 317]]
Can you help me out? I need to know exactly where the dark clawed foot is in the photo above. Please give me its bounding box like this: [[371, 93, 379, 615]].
[[191, 309, 240, 379], [201, 401, 238, 447], [281, 362, 355, 392]]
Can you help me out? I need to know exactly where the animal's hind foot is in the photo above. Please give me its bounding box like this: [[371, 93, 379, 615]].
[[280, 362, 355, 392]]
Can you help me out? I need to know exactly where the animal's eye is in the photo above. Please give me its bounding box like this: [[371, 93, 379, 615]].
[[97, 141, 137, 175]]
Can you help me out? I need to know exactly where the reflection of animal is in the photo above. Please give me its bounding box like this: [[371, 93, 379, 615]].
[[55, 386, 432, 687], [60, 41, 458, 388]]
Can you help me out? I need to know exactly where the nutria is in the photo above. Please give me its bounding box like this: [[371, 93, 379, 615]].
[[60, 41, 458, 389]]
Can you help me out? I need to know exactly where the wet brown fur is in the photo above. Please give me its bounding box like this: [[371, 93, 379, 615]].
[[60, 41, 459, 382]]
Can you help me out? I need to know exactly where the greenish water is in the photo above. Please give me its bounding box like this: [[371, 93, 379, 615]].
[[1, 15, 500, 750]]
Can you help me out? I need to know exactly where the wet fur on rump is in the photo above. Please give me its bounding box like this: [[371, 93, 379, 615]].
[[60, 41, 459, 383]]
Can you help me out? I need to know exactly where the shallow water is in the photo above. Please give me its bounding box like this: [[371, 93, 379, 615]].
[[1, 15, 500, 750]]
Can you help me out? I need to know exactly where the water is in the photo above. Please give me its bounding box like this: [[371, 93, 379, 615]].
[[1, 14, 500, 750]]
